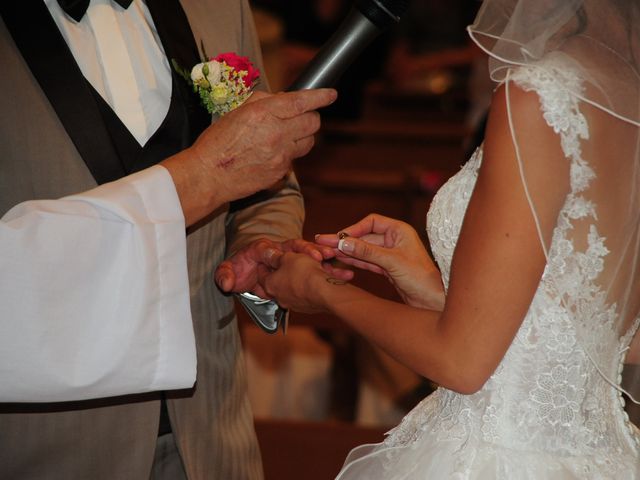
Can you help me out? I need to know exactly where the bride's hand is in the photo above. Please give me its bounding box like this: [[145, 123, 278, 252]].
[[315, 213, 445, 310], [258, 252, 335, 314]]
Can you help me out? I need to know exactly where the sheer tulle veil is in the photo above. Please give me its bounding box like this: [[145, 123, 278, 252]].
[[468, 0, 640, 403]]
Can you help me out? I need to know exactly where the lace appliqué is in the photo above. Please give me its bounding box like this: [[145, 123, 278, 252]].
[[530, 364, 586, 427], [508, 61, 636, 464], [426, 149, 481, 288]]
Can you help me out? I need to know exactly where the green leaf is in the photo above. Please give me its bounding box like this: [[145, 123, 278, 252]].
[[171, 58, 192, 84]]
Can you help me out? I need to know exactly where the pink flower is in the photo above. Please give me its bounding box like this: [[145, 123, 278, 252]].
[[212, 52, 260, 87]]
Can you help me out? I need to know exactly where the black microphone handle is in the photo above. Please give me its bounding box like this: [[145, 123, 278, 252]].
[[286, 8, 381, 91]]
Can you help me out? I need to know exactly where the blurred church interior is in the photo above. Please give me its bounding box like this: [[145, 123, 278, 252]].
[[241, 1, 492, 478], [240, 2, 640, 478]]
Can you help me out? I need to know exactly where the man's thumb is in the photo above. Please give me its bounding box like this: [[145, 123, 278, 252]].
[[214, 264, 235, 292]]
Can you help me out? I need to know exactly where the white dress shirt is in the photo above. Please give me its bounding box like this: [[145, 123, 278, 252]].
[[45, 0, 172, 145], [0, 1, 196, 402]]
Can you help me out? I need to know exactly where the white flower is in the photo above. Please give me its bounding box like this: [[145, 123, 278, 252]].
[[204, 60, 222, 85], [190, 60, 222, 86], [175, 52, 259, 116], [190, 63, 205, 83]]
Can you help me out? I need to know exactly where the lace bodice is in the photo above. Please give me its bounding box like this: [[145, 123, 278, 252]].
[[383, 58, 640, 477]]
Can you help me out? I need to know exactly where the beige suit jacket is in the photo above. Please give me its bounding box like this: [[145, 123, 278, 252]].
[[0, 1, 304, 478]]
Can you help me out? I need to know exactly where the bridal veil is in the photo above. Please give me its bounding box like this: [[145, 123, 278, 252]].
[[469, 0, 640, 403]]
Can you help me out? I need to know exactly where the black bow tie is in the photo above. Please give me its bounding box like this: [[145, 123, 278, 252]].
[[57, 0, 134, 22]]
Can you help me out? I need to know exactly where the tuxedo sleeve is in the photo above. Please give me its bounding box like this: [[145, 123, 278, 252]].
[[225, 171, 304, 254], [0, 165, 196, 402]]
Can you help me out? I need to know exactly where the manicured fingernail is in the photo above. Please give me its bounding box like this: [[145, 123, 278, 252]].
[[314, 234, 320, 240], [338, 238, 354, 253]]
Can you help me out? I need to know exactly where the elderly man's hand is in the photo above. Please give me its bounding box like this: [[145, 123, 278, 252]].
[[162, 88, 337, 226], [215, 238, 353, 298]]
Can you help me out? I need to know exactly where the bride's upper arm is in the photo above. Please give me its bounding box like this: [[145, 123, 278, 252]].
[[437, 81, 571, 393]]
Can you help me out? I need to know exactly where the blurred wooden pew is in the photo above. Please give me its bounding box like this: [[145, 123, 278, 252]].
[[254, 418, 387, 480]]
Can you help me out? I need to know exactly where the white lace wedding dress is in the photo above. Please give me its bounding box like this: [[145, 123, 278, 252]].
[[336, 59, 640, 479]]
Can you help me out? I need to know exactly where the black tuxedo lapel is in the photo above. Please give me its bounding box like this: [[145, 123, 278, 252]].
[[145, 0, 211, 147], [0, 1, 127, 185], [146, 0, 204, 76], [85, 0, 210, 175]]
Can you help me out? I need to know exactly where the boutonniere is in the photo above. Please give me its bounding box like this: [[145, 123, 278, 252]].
[[172, 52, 260, 116]]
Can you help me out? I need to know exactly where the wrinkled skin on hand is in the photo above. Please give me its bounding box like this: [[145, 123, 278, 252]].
[[215, 237, 352, 298], [162, 88, 337, 226], [191, 91, 330, 203]]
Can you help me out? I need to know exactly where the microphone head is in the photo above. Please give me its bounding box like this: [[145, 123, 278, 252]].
[[355, 0, 410, 29]]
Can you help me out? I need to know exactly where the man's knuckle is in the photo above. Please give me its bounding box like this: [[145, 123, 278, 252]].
[[299, 137, 314, 155], [293, 97, 305, 114], [255, 238, 270, 249], [307, 112, 321, 131]]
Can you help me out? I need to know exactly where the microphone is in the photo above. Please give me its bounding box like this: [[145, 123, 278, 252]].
[[287, 0, 410, 91]]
